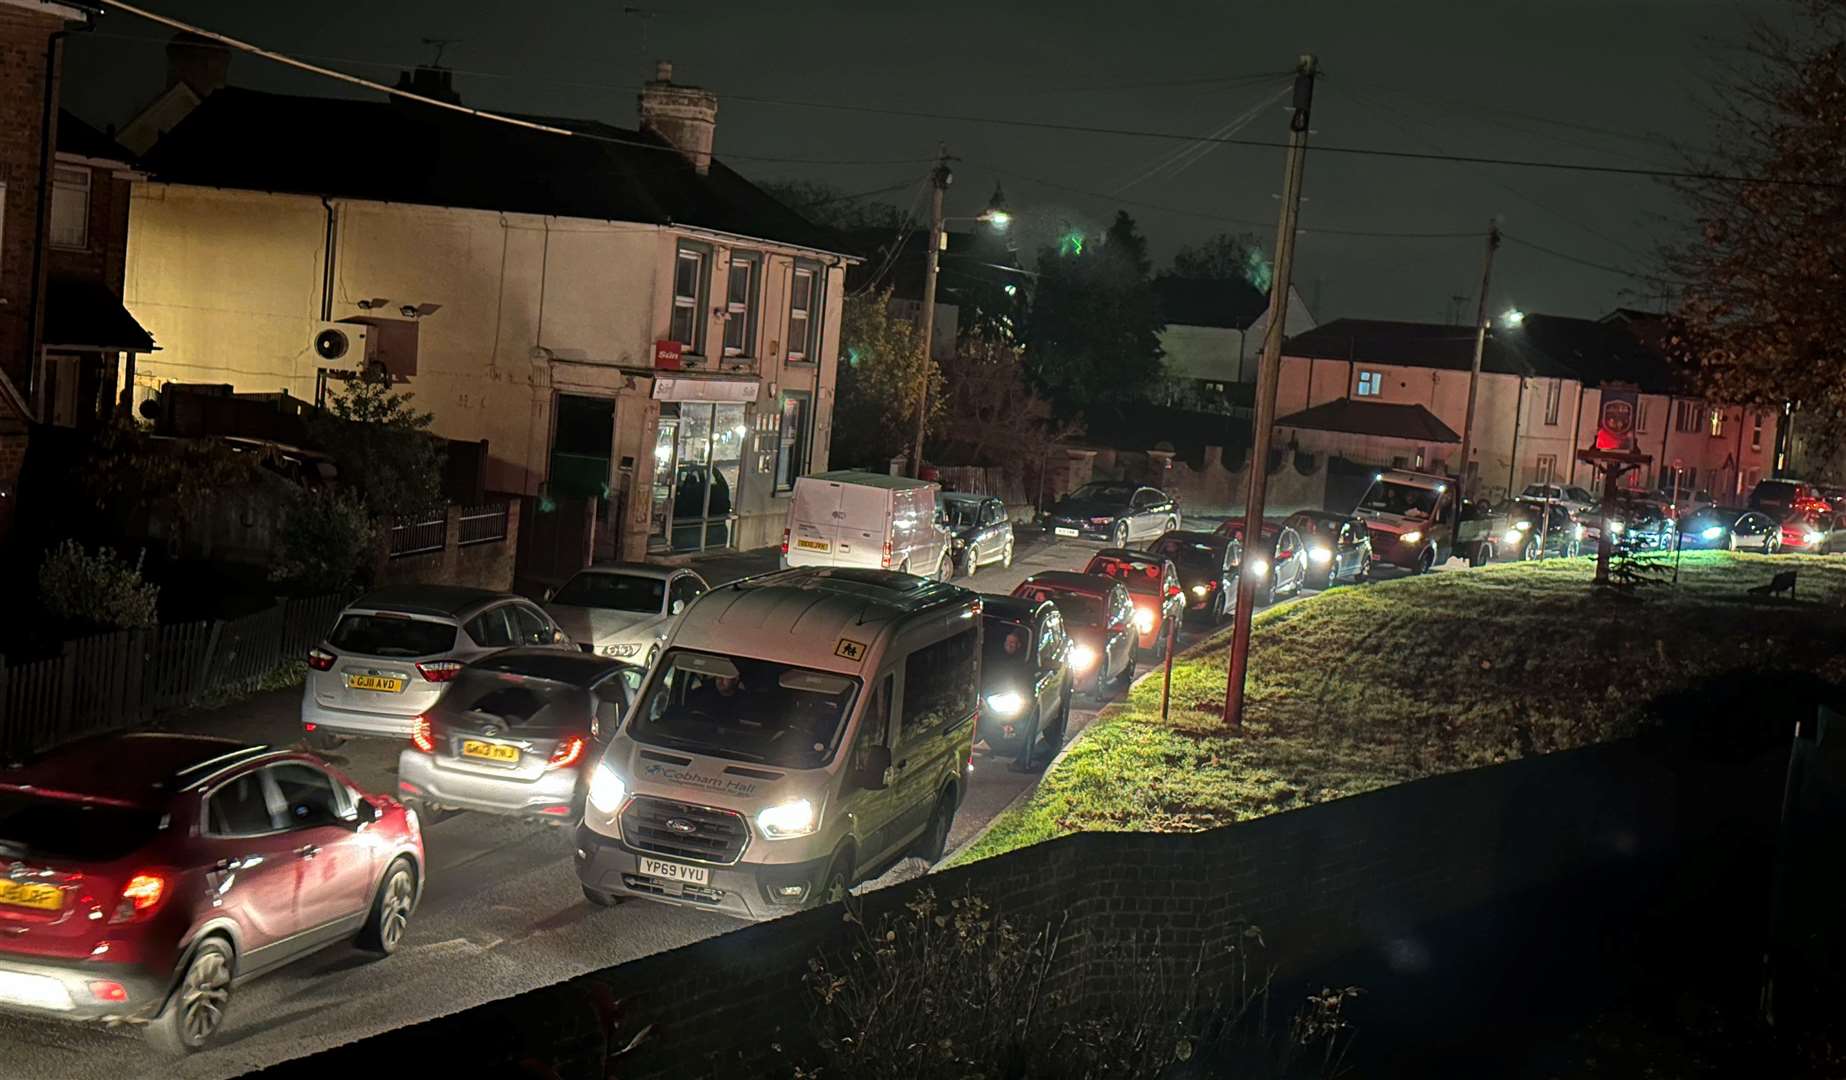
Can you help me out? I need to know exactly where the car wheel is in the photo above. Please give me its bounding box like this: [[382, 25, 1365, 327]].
[[911, 793, 955, 864], [1165, 516, 1179, 535], [1358, 553, 1372, 581], [1111, 521, 1129, 547], [1766, 535, 1781, 555], [1522, 539, 1540, 562], [1013, 705, 1043, 770], [1470, 543, 1491, 568], [1001, 537, 1015, 569], [146, 938, 234, 1054], [304, 728, 346, 751], [936, 554, 952, 582], [357, 858, 417, 955], [1727, 533, 1739, 552], [1119, 652, 1137, 687], [1259, 575, 1276, 607], [582, 884, 622, 907], [1567, 541, 1581, 558], [813, 850, 854, 908], [1417, 547, 1438, 574]]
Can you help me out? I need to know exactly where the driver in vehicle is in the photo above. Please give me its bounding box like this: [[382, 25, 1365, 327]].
[[687, 672, 743, 713]]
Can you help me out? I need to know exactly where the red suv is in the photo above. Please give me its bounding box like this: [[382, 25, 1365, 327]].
[[0, 734, 423, 1053]]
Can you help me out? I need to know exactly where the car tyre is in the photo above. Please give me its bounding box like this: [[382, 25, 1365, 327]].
[[814, 849, 854, 908], [582, 884, 622, 908], [1111, 521, 1129, 547], [1259, 575, 1277, 607], [304, 728, 346, 751], [1119, 652, 1137, 688], [1012, 705, 1043, 770], [912, 792, 955, 864], [146, 938, 234, 1055], [1766, 535, 1781, 555], [1001, 536, 1015, 569], [936, 554, 952, 582], [1357, 553, 1373, 582], [1522, 539, 1540, 562], [357, 857, 417, 955]]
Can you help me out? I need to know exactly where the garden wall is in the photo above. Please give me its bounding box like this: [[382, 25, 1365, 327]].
[[260, 731, 1784, 1079]]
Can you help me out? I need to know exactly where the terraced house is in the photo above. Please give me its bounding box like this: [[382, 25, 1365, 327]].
[[123, 60, 854, 560]]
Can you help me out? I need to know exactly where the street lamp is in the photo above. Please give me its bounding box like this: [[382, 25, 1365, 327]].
[[1502, 307, 1525, 328], [980, 183, 1012, 229]]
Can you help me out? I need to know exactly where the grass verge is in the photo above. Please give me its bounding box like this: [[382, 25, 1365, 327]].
[[953, 552, 1846, 865]]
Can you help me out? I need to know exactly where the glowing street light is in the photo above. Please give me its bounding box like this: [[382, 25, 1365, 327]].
[[1502, 307, 1525, 328]]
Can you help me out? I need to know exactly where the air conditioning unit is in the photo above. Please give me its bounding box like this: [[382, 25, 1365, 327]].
[[312, 321, 373, 367]]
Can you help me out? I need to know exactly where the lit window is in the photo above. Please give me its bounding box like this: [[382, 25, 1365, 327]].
[[722, 252, 761, 358], [775, 392, 810, 493], [1356, 370, 1383, 397], [1751, 411, 1763, 451], [1708, 408, 1725, 438], [670, 244, 709, 354], [49, 166, 89, 250], [786, 265, 818, 362], [1544, 380, 1561, 426]]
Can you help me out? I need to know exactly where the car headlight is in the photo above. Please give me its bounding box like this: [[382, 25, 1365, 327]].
[[1701, 525, 1723, 541], [1246, 557, 1269, 577], [1400, 530, 1423, 544], [1133, 607, 1155, 634], [1574, 525, 1585, 540], [1806, 531, 1825, 545], [1191, 584, 1208, 597], [602, 643, 641, 658], [1503, 528, 1522, 544], [757, 799, 817, 839], [1069, 643, 1098, 671], [1609, 521, 1625, 535], [1308, 545, 1332, 565], [586, 763, 626, 816], [985, 691, 1025, 717], [1513, 521, 1531, 532]]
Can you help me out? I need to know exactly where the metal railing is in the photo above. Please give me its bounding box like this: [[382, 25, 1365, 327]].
[[387, 516, 447, 558], [459, 501, 511, 546]]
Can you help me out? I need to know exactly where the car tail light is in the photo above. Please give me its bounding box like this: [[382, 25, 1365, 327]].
[[109, 873, 168, 924], [546, 735, 587, 772], [416, 660, 463, 682], [882, 538, 893, 569], [410, 716, 436, 754], [87, 981, 128, 1003], [307, 648, 336, 671], [781, 529, 790, 555], [539, 804, 573, 816]]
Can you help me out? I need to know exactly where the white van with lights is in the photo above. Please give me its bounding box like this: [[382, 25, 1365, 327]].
[[574, 567, 979, 919]]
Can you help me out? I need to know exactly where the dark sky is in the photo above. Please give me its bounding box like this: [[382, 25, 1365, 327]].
[[66, 0, 1770, 325]]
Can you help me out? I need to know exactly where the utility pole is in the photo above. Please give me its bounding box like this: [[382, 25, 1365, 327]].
[[1223, 54, 1316, 731], [909, 147, 952, 478], [1446, 223, 1501, 559]]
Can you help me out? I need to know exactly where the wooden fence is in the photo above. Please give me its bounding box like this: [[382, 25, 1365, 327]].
[[0, 594, 345, 759]]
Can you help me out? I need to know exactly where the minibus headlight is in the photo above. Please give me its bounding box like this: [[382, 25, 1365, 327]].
[[1069, 644, 1098, 671], [587, 763, 626, 816], [985, 691, 1025, 717], [757, 799, 818, 839]]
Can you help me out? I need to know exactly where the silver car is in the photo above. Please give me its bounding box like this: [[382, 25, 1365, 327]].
[[396, 649, 642, 823], [543, 564, 708, 668], [302, 586, 571, 748]]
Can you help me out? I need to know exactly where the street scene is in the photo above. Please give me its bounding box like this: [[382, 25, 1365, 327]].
[[4, 1, 1846, 1077]]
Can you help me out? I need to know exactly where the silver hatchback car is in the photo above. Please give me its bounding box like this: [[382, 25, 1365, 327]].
[[302, 586, 572, 749], [396, 648, 642, 823]]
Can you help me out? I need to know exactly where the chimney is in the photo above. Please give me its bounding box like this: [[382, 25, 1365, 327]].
[[165, 31, 230, 98], [394, 66, 462, 106], [638, 60, 718, 174]]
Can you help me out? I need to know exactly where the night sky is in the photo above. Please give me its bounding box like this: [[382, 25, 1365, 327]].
[[66, 0, 1771, 326]]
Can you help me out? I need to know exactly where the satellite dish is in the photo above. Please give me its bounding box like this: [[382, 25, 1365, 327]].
[[314, 327, 353, 362]]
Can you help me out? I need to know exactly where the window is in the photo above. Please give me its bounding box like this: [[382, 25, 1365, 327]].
[[787, 264, 820, 362], [328, 614, 456, 657], [466, 607, 517, 648], [669, 243, 709, 353], [1544, 380, 1562, 425], [1675, 400, 1701, 434], [775, 392, 810, 493], [1035, 611, 1064, 668], [49, 166, 89, 250], [268, 764, 346, 829], [1752, 411, 1764, 451], [1636, 399, 1650, 433], [1356, 370, 1383, 396], [900, 627, 978, 735], [848, 676, 893, 785], [1534, 454, 1557, 485], [983, 500, 1006, 526], [1709, 408, 1726, 438], [207, 772, 279, 837], [722, 252, 760, 357], [508, 604, 555, 645]]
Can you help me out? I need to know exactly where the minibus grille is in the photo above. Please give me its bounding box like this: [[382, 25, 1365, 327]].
[[622, 796, 750, 864]]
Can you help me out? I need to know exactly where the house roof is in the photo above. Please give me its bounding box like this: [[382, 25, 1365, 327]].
[[1276, 397, 1461, 444], [1283, 317, 1580, 379], [1154, 275, 1269, 330], [140, 87, 849, 255], [43, 278, 157, 353], [57, 110, 131, 164], [1515, 312, 1682, 393]]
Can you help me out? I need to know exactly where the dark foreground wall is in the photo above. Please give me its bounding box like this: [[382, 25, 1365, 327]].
[[262, 732, 1783, 1079]]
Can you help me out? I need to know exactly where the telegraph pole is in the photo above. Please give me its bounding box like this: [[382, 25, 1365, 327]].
[[909, 147, 952, 477], [1223, 54, 1316, 731], [1446, 223, 1500, 559]]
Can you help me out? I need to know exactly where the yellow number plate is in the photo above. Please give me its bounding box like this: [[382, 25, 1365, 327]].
[[0, 882, 62, 912], [461, 740, 520, 764], [346, 674, 406, 693], [796, 538, 829, 552]]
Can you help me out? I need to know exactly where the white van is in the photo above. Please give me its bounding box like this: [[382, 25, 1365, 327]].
[[781, 471, 953, 580], [574, 567, 979, 920]]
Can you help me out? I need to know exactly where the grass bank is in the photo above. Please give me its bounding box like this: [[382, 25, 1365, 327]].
[[954, 552, 1846, 864]]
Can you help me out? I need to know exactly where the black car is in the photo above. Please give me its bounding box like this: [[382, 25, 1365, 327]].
[[1282, 510, 1374, 588], [944, 493, 1016, 576], [1147, 530, 1235, 623], [1677, 506, 1749, 550], [976, 596, 1074, 769], [1043, 482, 1178, 547], [1502, 502, 1583, 559], [1010, 572, 1136, 698]]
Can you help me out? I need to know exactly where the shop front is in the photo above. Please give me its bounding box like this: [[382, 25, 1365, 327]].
[[649, 376, 759, 554]]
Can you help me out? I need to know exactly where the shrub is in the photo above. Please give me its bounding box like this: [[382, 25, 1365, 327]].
[[38, 540, 160, 631], [270, 488, 378, 593]]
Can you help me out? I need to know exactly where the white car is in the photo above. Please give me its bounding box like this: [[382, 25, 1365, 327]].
[[543, 564, 708, 668], [1517, 483, 1597, 517]]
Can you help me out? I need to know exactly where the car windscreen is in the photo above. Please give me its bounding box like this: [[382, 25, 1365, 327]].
[[944, 500, 982, 528], [444, 673, 584, 728], [1085, 556, 1164, 592], [1149, 536, 1225, 568], [551, 573, 665, 613], [1071, 482, 1137, 502], [628, 650, 859, 770], [0, 794, 163, 862], [1360, 481, 1442, 518], [468, 651, 619, 687], [1016, 587, 1103, 627], [328, 614, 457, 658]]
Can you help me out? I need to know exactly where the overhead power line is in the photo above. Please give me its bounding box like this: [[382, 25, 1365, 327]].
[[1502, 233, 1690, 286]]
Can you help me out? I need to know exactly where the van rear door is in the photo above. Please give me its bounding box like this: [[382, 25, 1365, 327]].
[[837, 483, 891, 569], [787, 478, 844, 565]]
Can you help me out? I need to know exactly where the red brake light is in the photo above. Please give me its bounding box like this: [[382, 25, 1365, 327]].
[[781, 528, 790, 555], [307, 648, 336, 671], [110, 873, 168, 923], [546, 735, 587, 772], [882, 538, 893, 569], [410, 716, 435, 754], [87, 980, 128, 1003], [416, 660, 463, 683]]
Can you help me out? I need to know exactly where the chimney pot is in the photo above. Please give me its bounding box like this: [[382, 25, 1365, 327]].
[[638, 60, 718, 175]]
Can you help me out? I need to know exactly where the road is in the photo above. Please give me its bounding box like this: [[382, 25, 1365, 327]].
[[0, 528, 1321, 1079]]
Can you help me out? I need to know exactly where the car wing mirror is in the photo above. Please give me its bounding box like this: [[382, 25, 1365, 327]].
[[352, 800, 379, 826], [856, 745, 892, 790], [541, 587, 556, 602]]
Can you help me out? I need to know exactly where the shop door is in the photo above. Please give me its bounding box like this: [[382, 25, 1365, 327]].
[[667, 403, 748, 553], [648, 413, 679, 551]]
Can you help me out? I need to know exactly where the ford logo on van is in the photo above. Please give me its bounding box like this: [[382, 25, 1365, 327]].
[[665, 818, 699, 836]]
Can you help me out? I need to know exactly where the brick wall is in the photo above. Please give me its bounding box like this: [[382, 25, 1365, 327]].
[[0, 7, 60, 394], [259, 733, 1783, 1079], [374, 500, 520, 591]]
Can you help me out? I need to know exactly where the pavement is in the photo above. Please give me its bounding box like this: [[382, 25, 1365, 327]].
[[0, 524, 1334, 1079]]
